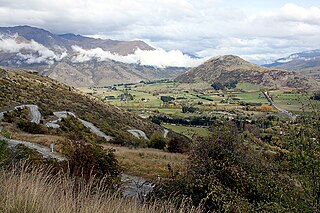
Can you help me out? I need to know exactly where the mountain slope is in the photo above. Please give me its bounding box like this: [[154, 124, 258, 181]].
[[0, 25, 153, 55], [0, 68, 164, 142], [176, 55, 319, 90], [0, 25, 186, 86], [264, 50, 320, 79], [41, 60, 186, 87]]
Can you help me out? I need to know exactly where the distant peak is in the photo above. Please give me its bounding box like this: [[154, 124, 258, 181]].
[[59, 33, 84, 38]]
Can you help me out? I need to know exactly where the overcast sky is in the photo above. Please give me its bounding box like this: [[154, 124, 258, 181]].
[[0, 0, 319, 64]]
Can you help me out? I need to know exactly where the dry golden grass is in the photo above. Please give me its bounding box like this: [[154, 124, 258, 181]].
[[2, 123, 66, 150], [0, 165, 202, 213], [1, 123, 186, 180], [102, 144, 187, 179]]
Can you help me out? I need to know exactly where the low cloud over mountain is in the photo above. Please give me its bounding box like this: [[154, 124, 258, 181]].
[[72, 46, 207, 68], [0, 34, 66, 64], [0, 26, 206, 68]]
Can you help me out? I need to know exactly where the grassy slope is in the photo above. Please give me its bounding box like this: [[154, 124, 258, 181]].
[[0, 166, 202, 213], [0, 69, 163, 141], [162, 124, 210, 139], [102, 144, 186, 179]]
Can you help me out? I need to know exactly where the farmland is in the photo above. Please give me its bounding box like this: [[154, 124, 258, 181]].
[[79, 81, 319, 138]]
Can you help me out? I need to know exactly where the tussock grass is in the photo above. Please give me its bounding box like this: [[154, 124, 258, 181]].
[[0, 164, 202, 213], [102, 144, 187, 179]]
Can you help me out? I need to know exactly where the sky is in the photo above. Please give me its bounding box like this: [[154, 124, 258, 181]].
[[0, 0, 320, 65]]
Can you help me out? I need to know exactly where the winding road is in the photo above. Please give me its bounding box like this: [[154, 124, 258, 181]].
[[0, 105, 156, 198], [0, 127, 65, 161], [0, 105, 41, 124], [127, 129, 149, 140], [163, 129, 169, 138], [44, 111, 113, 141], [5, 137, 66, 161], [80, 119, 113, 141], [0, 105, 114, 159], [263, 91, 296, 120]]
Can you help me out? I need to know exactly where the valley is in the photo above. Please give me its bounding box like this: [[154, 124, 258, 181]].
[[80, 80, 319, 139], [0, 25, 320, 212]]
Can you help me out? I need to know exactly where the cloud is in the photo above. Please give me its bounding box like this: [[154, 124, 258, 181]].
[[0, 34, 66, 64], [280, 3, 320, 25], [72, 46, 207, 68], [0, 1, 320, 64]]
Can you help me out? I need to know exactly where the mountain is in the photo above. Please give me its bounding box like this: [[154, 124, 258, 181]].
[[0, 26, 186, 86], [0, 68, 165, 142], [40, 60, 186, 87], [176, 55, 319, 90], [263, 50, 320, 79], [0, 25, 154, 55]]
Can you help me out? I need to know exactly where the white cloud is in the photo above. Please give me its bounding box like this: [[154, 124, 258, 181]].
[[280, 3, 320, 25], [72, 46, 207, 68], [0, 34, 66, 64], [0, 1, 320, 64]]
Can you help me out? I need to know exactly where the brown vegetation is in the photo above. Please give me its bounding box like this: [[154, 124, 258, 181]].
[[102, 144, 186, 179], [0, 165, 202, 213]]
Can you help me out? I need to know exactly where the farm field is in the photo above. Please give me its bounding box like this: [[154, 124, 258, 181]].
[[78, 81, 320, 128], [162, 124, 211, 139], [269, 91, 320, 112]]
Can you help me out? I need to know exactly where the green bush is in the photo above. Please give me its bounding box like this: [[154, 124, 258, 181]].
[[311, 91, 320, 101], [167, 137, 189, 153], [148, 133, 167, 150], [58, 116, 106, 144], [0, 140, 9, 166], [151, 122, 313, 211], [181, 106, 198, 113], [59, 141, 121, 188], [17, 121, 49, 134]]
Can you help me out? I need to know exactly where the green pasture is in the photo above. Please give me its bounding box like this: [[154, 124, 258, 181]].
[[162, 124, 211, 139]]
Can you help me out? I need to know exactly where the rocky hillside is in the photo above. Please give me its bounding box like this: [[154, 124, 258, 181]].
[[0, 68, 164, 142], [176, 55, 319, 90]]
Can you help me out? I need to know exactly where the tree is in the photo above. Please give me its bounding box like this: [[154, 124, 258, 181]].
[[311, 91, 320, 101], [181, 106, 197, 113], [160, 96, 174, 103], [211, 82, 224, 90], [167, 137, 189, 153]]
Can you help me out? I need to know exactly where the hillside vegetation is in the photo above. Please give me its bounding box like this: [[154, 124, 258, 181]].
[[176, 55, 319, 90], [0, 164, 202, 213], [0, 68, 163, 142]]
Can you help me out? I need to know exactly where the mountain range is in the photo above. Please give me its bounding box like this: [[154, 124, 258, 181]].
[[0, 25, 319, 90], [0, 25, 153, 55], [0, 25, 186, 86], [263, 50, 320, 79]]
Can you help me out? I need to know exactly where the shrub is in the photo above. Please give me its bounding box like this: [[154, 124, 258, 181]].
[[182, 106, 198, 113], [260, 104, 274, 112], [311, 91, 320, 101], [17, 120, 49, 134], [160, 96, 175, 103], [152, 122, 311, 212], [0, 140, 9, 166], [148, 133, 167, 150], [167, 137, 189, 153], [59, 141, 121, 185]]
